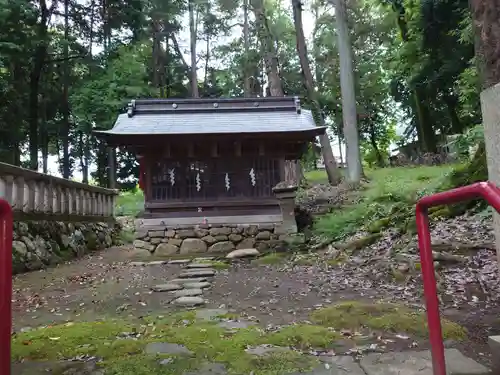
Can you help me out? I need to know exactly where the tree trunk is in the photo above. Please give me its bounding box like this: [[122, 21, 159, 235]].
[[243, 0, 251, 97], [470, 0, 500, 89], [61, 0, 71, 178], [291, 0, 342, 185], [252, 0, 298, 185], [329, 0, 363, 183], [189, 0, 199, 97]]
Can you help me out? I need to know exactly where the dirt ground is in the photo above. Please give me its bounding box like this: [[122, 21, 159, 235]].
[[11, 243, 500, 368]]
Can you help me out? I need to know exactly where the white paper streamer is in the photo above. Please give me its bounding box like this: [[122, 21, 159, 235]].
[[196, 172, 201, 191], [249, 168, 256, 186], [168, 169, 175, 186], [225, 173, 230, 191]]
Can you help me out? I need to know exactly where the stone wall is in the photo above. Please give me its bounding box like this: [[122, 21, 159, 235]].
[[133, 224, 292, 256], [12, 221, 122, 274]]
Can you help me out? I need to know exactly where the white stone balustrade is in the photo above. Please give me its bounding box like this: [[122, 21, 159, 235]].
[[0, 162, 117, 220]]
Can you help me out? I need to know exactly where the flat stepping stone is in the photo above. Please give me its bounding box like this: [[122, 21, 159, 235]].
[[217, 320, 255, 329], [359, 349, 489, 375], [193, 257, 215, 262], [152, 283, 183, 292], [171, 288, 204, 297], [168, 259, 192, 264], [145, 342, 192, 356], [289, 356, 364, 375], [179, 269, 216, 278], [186, 263, 214, 269], [170, 277, 208, 284], [172, 296, 206, 306], [184, 281, 211, 289], [245, 345, 290, 357], [196, 308, 229, 321]]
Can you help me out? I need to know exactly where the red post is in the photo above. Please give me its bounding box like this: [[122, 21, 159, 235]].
[[416, 182, 500, 375], [0, 199, 12, 375]]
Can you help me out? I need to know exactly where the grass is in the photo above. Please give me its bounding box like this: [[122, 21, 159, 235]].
[[115, 189, 144, 217], [310, 165, 459, 241]]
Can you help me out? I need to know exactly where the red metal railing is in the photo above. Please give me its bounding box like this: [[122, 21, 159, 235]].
[[416, 181, 500, 375], [0, 199, 12, 375]]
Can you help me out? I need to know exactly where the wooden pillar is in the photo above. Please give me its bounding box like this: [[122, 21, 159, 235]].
[[108, 146, 116, 189]]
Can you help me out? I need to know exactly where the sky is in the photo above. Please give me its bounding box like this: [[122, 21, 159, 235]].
[[41, 2, 344, 180]]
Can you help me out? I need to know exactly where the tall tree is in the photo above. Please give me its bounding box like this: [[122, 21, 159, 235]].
[[291, 0, 341, 185], [329, 0, 363, 182], [189, 0, 200, 97]]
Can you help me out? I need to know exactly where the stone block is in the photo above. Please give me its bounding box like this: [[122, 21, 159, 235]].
[[201, 235, 217, 245], [148, 230, 165, 238], [194, 228, 209, 238], [208, 241, 235, 253], [255, 231, 271, 240], [237, 238, 256, 249], [155, 243, 179, 256], [359, 349, 489, 375], [214, 235, 229, 241], [180, 238, 208, 254], [176, 229, 196, 239], [210, 227, 232, 236], [133, 240, 155, 252], [228, 233, 243, 243], [489, 335, 500, 367]]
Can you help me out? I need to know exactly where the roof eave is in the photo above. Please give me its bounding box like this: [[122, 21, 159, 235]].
[[93, 126, 325, 138]]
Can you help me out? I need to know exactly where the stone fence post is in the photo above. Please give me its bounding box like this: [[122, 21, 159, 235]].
[[272, 184, 298, 235], [482, 82, 500, 269]]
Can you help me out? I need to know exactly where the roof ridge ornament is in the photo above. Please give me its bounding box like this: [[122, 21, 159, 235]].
[[294, 96, 301, 114], [127, 100, 136, 118]]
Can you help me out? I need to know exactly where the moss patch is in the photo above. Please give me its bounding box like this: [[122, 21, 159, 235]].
[[264, 324, 341, 350], [12, 313, 320, 375], [252, 252, 288, 265], [310, 301, 467, 340]]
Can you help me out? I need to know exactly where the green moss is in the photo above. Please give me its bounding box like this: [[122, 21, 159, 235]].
[[344, 233, 382, 251], [252, 252, 288, 265], [210, 261, 231, 270], [12, 316, 319, 375], [367, 218, 392, 233], [11, 320, 142, 361], [310, 301, 467, 340], [264, 324, 341, 350]]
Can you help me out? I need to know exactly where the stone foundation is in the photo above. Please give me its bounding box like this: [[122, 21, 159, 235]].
[[133, 224, 294, 256], [12, 220, 122, 274]]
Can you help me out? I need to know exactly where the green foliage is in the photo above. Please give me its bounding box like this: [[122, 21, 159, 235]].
[[115, 188, 144, 217], [312, 165, 457, 240]]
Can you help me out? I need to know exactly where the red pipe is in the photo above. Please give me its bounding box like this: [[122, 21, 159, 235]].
[[0, 199, 13, 375], [416, 181, 500, 375]]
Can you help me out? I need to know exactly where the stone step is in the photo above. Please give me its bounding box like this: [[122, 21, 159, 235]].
[[179, 269, 216, 278], [186, 263, 214, 269]]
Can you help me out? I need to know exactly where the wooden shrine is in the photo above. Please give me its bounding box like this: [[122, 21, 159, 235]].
[[94, 97, 325, 227]]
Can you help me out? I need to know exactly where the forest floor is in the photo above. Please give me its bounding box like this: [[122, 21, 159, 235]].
[[10, 165, 500, 375]]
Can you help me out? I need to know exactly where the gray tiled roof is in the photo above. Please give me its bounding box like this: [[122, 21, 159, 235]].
[[97, 109, 321, 135]]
